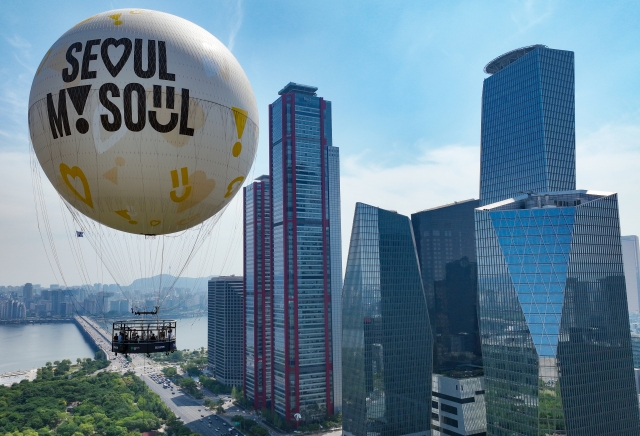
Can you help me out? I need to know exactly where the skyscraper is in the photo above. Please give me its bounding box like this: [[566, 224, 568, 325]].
[[477, 45, 640, 435], [244, 175, 273, 409], [208, 275, 244, 388], [342, 203, 432, 436], [475, 190, 640, 435], [269, 82, 343, 422], [23, 283, 33, 302], [621, 235, 640, 313], [411, 200, 487, 435], [479, 45, 576, 206]]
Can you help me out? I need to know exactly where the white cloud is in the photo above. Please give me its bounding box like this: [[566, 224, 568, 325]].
[[339, 143, 480, 264], [227, 0, 244, 51], [510, 0, 555, 34], [577, 124, 640, 236], [6, 35, 31, 50]]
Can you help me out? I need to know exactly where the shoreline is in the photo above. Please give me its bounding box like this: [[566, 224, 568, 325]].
[[0, 368, 38, 386]]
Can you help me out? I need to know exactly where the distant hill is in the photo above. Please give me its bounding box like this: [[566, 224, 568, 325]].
[[125, 274, 215, 293]]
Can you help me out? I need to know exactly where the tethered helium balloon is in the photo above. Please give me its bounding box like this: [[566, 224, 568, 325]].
[[29, 9, 258, 235]]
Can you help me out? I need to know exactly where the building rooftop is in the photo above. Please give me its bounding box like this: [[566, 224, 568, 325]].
[[414, 198, 477, 214], [278, 82, 318, 96], [484, 44, 548, 75], [255, 174, 269, 182], [477, 190, 614, 211]]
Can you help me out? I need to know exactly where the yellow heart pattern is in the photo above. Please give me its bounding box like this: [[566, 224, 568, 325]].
[[60, 163, 94, 209]]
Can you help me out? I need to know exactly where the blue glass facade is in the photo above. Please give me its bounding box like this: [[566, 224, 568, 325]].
[[342, 203, 432, 436], [479, 46, 576, 206], [475, 191, 640, 435], [269, 83, 342, 422], [244, 175, 272, 409]]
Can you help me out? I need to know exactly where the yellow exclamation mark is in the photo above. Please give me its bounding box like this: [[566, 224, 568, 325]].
[[231, 107, 248, 157]]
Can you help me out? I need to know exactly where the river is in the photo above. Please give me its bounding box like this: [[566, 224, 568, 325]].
[[0, 316, 208, 374]]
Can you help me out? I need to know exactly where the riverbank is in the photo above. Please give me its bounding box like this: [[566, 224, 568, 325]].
[[0, 368, 37, 386], [0, 317, 74, 325]]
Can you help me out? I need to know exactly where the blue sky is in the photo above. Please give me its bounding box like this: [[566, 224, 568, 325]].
[[2, 0, 640, 285]]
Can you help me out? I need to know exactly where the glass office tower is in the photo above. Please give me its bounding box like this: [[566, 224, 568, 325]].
[[411, 199, 482, 374], [412, 200, 486, 435], [208, 276, 244, 388], [269, 82, 343, 422], [244, 175, 272, 409], [475, 190, 640, 435], [480, 45, 576, 206], [342, 203, 432, 436]]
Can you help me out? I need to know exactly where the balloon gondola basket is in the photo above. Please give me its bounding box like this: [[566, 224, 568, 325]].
[[111, 319, 177, 355]]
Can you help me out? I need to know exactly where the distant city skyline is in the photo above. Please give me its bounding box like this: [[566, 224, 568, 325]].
[[2, 2, 640, 285]]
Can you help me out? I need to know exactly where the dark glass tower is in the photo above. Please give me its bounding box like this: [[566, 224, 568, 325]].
[[208, 276, 244, 388], [244, 175, 272, 409], [342, 203, 432, 436], [412, 200, 487, 436], [480, 45, 576, 206], [411, 199, 482, 374], [269, 83, 342, 422], [476, 191, 640, 435]]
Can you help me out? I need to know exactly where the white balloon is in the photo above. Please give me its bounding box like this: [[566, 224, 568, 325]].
[[29, 9, 258, 235]]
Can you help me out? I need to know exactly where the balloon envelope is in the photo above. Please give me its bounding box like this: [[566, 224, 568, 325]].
[[29, 9, 258, 235]]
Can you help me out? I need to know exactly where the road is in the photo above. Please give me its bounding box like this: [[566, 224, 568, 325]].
[[82, 318, 342, 436], [130, 356, 244, 436], [75, 315, 114, 360]]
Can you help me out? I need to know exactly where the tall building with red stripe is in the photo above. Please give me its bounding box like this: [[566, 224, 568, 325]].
[[244, 175, 273, 409], [268, 82, 343, 423]]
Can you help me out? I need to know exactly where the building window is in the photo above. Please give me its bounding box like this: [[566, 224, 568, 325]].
[[432, 412, 439, 420], [441, 403, 458, 415], [443, 416, 458, 428]]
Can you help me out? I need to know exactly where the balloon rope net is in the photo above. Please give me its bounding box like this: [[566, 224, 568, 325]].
[[29, 139, 239, 316]]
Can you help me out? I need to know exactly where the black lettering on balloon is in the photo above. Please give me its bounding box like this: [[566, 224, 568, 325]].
[[152, 85, 174, 109], [158, 41, 175, 81], [153, 85, 162, 108], [46, 90, 71, 139], [149, 110, 178, 133], [62, 42, 82, 83], [134, 39, 156, 79], [67, 85, 92, 115], [123, 83, 146, 132], [101, 38, 132, 78], [99, 83, 122, 132], [68, 84, 92, 135], [179, 88, 194, 136], [81, 39, 101, 80], [149, 85, 178, 133], [166, 86, 175, 109]]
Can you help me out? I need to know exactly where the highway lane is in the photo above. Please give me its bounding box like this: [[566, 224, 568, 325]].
[[131, 361, 245, 436], [83, 320, 341, 436]]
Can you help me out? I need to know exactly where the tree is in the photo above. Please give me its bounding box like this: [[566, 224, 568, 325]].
[[162, 367, 177, 377], [231, 386, 240, 401], [95, 350, 107, 360], [215, 405, 225, 415], [183, 363, 201, 377]]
